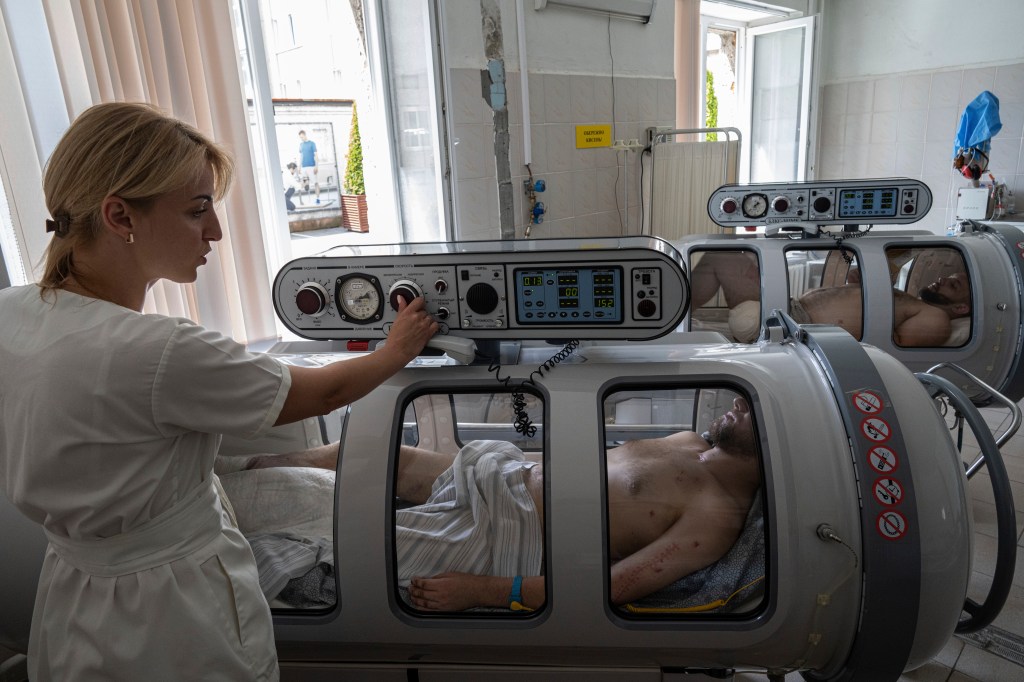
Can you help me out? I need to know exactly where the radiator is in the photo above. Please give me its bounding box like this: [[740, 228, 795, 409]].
[[646, 129, 741, 240]]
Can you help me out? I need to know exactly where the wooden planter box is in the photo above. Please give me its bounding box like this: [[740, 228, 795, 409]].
[[341, 194, 369, 233]]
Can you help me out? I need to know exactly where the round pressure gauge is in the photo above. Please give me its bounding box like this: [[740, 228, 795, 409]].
[[741, 193, 769, 219], [336, 274, 384, 323]]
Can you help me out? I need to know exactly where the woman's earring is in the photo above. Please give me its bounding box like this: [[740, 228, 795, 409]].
[[126, 233, 135, 245]]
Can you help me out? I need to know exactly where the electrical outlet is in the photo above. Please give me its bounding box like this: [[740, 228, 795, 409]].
[[611, 139, 643, 151], [646, 126, 673, 145]]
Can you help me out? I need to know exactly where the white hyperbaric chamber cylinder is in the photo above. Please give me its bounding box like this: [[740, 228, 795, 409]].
[[261, 320, 1013, 681], [680, 219, 1024, 404]]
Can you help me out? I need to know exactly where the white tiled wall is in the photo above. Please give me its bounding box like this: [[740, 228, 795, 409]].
[[449, 67, 675, 240], [817, 62, 1024, 234]]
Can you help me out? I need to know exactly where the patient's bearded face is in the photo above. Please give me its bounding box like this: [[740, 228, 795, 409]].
[[708, 400, 756, 456], [920, 272, 970, 306]]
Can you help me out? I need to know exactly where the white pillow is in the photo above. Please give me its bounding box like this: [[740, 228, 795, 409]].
[[943, 317, 971, 347], [728, 300, 762, 343], [218, 467, 335, 540]]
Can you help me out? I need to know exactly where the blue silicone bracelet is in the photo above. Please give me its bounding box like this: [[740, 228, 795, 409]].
[[509, 575, 524, 608]]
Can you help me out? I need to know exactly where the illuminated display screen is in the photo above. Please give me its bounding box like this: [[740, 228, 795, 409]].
[[515, 266, 623, 324], [837, 188, 898, 218]]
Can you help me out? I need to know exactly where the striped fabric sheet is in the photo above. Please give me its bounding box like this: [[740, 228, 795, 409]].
[[395, 441, 544, 586]]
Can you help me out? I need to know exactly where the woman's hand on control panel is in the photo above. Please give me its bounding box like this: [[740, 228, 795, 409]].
[[386, 296, 439, 364]]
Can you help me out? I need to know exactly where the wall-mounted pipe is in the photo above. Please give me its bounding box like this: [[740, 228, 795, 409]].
[[516, 0, 532, 166]]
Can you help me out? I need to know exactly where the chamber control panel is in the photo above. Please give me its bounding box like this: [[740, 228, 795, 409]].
[[707, 178, 932, 228], [272, 237, 689, 341]]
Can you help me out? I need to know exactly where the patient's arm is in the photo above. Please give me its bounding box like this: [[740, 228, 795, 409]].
[[408, 572, 544, 611], [893, 298, 952, 347], [609, 492, 739, 605]]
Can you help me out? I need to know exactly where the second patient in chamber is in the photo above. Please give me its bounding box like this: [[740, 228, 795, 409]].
[[246, 397, 762, 612], [691, 250, 971, 346]]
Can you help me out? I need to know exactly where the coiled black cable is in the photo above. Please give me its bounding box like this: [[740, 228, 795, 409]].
[[485, 339, 580, 438], [821, 225, 874, 264], [526, 339, 580, 386]]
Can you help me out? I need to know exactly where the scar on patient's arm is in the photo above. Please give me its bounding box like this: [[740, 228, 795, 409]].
[[611, 541, 682, 604]]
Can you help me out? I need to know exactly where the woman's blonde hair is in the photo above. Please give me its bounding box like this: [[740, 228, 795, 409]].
[[39, 102, 234, 293]]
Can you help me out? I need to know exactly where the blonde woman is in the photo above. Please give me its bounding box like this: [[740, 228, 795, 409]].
[[0, 102, 436, 681]]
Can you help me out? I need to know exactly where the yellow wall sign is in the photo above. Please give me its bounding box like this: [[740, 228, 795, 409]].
[[575, 124, 612, 149]]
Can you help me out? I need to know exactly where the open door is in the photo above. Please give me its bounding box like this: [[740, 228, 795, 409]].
[[741, 16, 815, 183]]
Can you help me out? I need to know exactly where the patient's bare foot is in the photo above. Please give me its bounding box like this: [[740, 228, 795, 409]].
[[244, 443, 339, 471]]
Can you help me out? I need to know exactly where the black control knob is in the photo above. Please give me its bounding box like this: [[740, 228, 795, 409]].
[[465, 282, 499, 315], [295, 282, 329, 317], [434, 279, 448, 294], [436, 306, 450, 320], [388, 279, 423, 311], [812, 196, 832, 213]]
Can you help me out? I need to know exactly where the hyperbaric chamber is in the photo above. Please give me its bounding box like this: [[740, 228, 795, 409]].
[[682, 179, 1024, 403], [0, 238, 1014, 682], [245, 320, 1016, 680]]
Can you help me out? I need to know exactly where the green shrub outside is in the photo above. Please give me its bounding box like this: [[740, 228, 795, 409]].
[[344, 103, 365, 195], [705, 70, 718, 142]]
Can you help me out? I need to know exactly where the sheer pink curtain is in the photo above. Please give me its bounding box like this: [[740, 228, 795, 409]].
[[43, 0, 278, 344], [674, 0, 701, 130]]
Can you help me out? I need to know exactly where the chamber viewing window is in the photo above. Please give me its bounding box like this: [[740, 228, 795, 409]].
[[786, 248, 863, 340], [213, 413, 344, 613], [887, 246, 972, 348], [393, 391, 546, 615], [688, 249, 761, 342], [603, 386, 766, 618]]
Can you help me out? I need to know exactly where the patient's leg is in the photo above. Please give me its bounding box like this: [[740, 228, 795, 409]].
[[396, 446, 457, 504], [245, 442, 340, 471]]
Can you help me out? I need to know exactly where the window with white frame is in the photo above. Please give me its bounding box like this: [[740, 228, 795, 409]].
[[699, 0, 813, 183], [230, 0, 449, 272]]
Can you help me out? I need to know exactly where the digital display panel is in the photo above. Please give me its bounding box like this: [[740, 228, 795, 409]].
[[515, 266, 623, 324], [837, 188, 898, 218]]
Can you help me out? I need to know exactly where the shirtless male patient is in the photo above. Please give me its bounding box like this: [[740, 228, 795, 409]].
[[246, 396, 762, 612], [690, 251, 971, 346]]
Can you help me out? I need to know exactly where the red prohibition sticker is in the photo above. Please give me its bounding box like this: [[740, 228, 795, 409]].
[[877, 510, 908, 540], [860, 417, 891, 443], [852, 390, 884, 414], [867, 445, 900, 474], [873, 477, 904, 506]]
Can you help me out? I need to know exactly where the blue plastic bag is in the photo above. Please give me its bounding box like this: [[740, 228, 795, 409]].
[[953, 90, 1002, 158]]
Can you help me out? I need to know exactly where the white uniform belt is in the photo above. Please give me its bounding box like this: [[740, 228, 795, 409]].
[[44, 480, 225, 577]]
